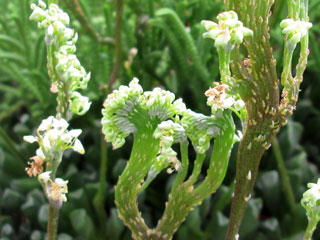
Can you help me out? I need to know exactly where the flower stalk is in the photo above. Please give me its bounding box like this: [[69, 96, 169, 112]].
[[207, 1, 312, 239], [101, 78, 238, 239], [25, 1, 91, 238]]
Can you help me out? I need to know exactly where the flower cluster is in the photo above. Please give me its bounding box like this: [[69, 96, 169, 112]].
[[301, 178, 320, 220], [101, 78, 186, 149], [23, 116, 85, 176], [201, 11, 253, 48], [280, 19, 312, 50], [38, 171, 69, 203], [153, 120, 186, 173], [30, 0, 91, 116]]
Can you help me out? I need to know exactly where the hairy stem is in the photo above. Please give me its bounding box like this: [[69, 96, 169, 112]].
[[225, 126, 266, 240]]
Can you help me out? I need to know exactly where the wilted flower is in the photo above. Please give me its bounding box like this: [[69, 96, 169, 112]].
[[205, 82, 234, 110], [26, 156, 44, 177]]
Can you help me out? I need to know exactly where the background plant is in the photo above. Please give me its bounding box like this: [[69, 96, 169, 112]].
[[0, 0, 319, 239]]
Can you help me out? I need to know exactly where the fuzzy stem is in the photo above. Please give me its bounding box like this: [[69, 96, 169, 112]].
[[303, 217, 319, 240], [225, 125, 267, 240], [217, 47, 232, 85], [272, 137, 296, 214], [48, 0, 58, 5], [47, 200, 60, 240], [171, 142, 189, 192], [281, 44, 294, 88]]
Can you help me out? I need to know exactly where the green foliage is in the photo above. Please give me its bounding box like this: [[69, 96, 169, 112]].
[[0, 0, 319, 239]]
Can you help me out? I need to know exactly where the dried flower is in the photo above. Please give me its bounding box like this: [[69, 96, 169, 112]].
[[26, 156, 44, 177], [205, 82, 234, 110]]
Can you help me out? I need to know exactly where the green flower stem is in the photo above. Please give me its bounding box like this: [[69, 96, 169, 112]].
[[47, 44, 68, 120], [115, 117, 160, 240], [281, 44, 294, 88], [171, 142, 189, 192], [47, 199, 60, 240], [155, 112, 235, 239], [303, 217, 319, 240], [217, 47, 232, 85], [184, 153, 206, 187], [272, 137, 296, 214], [48, 0, 58, 5], [93, 135, 108, 234], [193, 111, 234, 199]]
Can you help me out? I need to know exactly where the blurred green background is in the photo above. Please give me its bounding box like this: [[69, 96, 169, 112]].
[[0, 0, 319, 239]]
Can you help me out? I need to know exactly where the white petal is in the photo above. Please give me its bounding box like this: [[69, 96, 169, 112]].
[[23, 135, 38, 143], [42, 135, 51, 151], [73, 139, 85, 154], [36, 148, 45, 159], [38, 171, 51, 182], [38, 116, 55, 131]]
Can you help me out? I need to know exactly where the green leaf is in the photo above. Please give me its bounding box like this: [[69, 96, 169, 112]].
[[69, 209, 95, 238], [1, 188, 23, 212], [256, 171, 281, 215], [38, 204, 48, 229], [105, 208, 125, 240]]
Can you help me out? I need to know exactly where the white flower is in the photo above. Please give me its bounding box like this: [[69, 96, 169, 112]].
[[201, 11, 253, 48], [234, 99, 245, 110], [36, 148, 45, 159], [73, 139, 85, 154], [61, 129, 82, 143], [38, 116, 55, 131], [38, 171, 51, 183], [69, 92, 91, 115], [280, 19, 312, 49], [42, 135, 52, 151], [50, 178, 69, 202], [23, 135, 38, 143]]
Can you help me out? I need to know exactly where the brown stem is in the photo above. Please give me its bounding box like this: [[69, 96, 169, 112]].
[[62, 0, 115, 45], [108, 0, 124, 90]]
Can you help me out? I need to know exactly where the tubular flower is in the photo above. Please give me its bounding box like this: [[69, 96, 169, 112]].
[[280, 19, 312, 50], [201, 11, 253, 48]]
